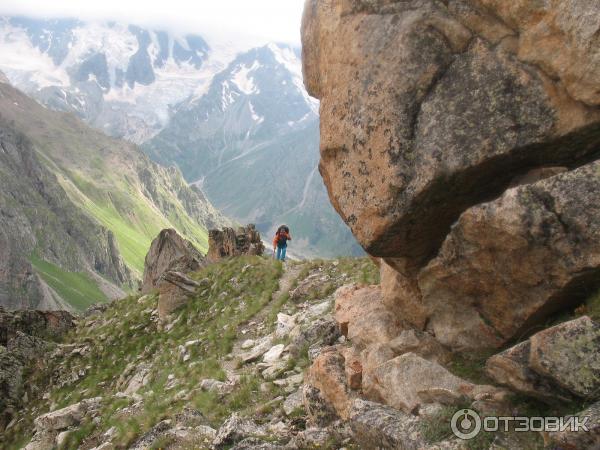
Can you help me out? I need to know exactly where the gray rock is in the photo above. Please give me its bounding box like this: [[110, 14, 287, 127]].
[[283, 389, 303, 416], [33, 397, 101, 432], [141, 228, 205, 294], [302, 384, 339, 427], [287, 316, 340, 357], [349, 399, 425, 450], [213, 413, 266, 449], [199, 378, 233, 396]]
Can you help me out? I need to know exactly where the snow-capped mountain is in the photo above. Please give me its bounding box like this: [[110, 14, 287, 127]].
[[144, 43, 361, 257], [0, 16, 241, 142], [0, 16, 362, 257]]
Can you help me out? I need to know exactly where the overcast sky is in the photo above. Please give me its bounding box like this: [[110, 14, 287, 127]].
[[0, 0, 306, 44]]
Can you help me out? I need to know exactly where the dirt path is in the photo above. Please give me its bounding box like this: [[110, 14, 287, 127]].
[[271, 262, 302, 303], [223, 262, 303, 374]]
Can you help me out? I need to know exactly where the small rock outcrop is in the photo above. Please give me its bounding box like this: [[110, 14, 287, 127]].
[[141, 228, 205, 294], [207, 224, 264, 262]]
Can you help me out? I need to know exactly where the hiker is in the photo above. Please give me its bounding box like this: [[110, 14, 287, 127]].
[[273, 225, 291, 261]]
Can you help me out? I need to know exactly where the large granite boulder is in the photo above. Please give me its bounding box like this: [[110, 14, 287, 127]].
[[141, 228, 205, 294], [302, 0, 600, 270], [420, 162, 600, 349], [206, 224, 264, 262], [305, 346, 356, 420]]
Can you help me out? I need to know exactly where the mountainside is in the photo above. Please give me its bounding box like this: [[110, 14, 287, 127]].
[[145, 44, 361, 257], [0, 77, 227, 311], [0, 17, 362, 258], [2, 255, 380, 449]]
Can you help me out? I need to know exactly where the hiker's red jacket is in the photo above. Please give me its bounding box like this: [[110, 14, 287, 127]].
[[273, 232, 291, 248]]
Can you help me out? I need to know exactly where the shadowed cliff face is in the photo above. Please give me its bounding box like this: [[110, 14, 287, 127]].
[[302, 0, 600, 349]]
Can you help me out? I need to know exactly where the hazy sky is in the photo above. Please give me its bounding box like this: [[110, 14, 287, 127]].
[[0, 0, 306, 43]]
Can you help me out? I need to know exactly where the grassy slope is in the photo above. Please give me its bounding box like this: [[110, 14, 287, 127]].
[[4, 256, 380, 449], [29, 256, 107, 311], [0, 82, 218, 281]]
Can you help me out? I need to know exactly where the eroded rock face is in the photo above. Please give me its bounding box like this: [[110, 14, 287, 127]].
[[302, 0, 600, 270], [141, 228, 205, 294], [207, 224, 264, 262], [420, 162, 600, 349]]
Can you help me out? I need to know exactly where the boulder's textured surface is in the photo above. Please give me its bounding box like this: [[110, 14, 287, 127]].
[[157, 271, 203, 319], [302, 0, 600, 356], [365, 353, 473, 413], [388, 330, 451, 365], [334, 284, 403, 349], [529, 316, 600, 399], [207, 224, 264, 262], [141, 228, 205, 294], [485, 340, 572, 404], [306, 347, 356, 419], [302, 0, 600, 270], [485, 316, 600, 403], [348, 399, 425, 450], [544, 400, 600, 450], [421, 163, 600, 349], [380, 261, 427, 330]]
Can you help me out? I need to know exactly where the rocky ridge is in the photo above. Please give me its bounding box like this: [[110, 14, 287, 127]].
[[2, 248, 381, 449]]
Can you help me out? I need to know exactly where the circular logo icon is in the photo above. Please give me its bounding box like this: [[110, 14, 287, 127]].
[[451, 408, 482, 440]]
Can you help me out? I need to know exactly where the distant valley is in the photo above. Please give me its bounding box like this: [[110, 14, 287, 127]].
[[0, 17, 362, 258]]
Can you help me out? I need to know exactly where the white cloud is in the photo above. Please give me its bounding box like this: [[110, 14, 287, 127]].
[[0, 0, 306, 44]]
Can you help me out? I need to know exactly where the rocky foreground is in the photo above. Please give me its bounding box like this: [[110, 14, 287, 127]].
[[1, 229, 383, 449], [1, 225, 599, 449]]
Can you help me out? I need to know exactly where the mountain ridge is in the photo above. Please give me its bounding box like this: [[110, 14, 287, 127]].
[[0, 76, 228, 311]]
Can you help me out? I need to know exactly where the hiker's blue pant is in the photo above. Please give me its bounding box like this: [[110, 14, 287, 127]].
[[276, 245, 287, 260]]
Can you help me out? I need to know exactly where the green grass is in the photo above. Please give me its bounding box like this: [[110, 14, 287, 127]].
[[3, 256, 286, 449], [58, 170, 209, 275], [29, 255, 107, 311]]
